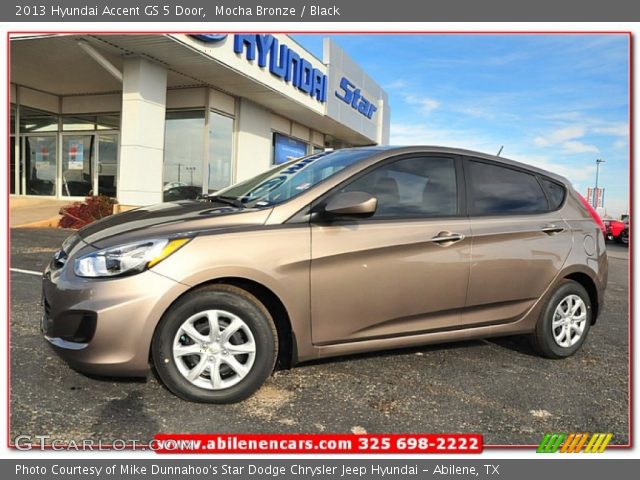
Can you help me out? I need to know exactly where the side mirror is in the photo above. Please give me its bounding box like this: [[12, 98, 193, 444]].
[[323, 191, 377, 217]]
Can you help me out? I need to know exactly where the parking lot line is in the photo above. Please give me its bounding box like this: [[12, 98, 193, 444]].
[[10, 268, 42, 276]]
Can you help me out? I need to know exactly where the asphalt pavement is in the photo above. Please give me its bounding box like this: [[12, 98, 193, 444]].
[[9, 228, 630, 446]]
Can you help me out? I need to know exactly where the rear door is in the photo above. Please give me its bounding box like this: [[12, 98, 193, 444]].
[[310, 154, 471, 345], [462, 157, 572, 327]]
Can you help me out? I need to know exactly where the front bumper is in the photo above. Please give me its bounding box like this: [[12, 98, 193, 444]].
[[42, 263, 189, 377]]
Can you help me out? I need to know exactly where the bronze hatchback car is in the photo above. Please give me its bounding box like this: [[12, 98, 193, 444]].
[[42, 146, 607, 403]]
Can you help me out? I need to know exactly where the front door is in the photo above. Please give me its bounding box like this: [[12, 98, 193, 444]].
[[310, 154, 471, 345]]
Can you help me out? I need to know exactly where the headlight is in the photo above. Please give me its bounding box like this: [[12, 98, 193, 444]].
[[74, 238, 190, 278]]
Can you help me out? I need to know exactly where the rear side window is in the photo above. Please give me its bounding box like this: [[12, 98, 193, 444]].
[[540, 178, 566, 210], [468, 160, 549, 215]]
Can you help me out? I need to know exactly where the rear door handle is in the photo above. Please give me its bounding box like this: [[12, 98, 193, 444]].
[[541, 224, 565, 235], [429, 232, 465, 245]]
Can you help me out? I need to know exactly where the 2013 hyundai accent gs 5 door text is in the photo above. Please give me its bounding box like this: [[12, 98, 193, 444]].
[[42, 146, 608, 403]]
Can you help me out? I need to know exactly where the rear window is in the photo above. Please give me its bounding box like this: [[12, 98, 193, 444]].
[[540, 178, 566, 210], [468, 160, 549, 215]]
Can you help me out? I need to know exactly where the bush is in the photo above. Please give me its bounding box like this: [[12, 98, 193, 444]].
[[59, 196, 116, 229]]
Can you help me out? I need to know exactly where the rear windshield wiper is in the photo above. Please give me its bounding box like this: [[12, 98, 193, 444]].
[[206, 195, 245, 208]]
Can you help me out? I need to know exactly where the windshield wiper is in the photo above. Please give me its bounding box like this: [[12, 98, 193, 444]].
[[206, 195, 245, 208]]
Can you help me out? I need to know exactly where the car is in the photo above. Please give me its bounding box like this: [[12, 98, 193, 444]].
[[42, 146, 608, 403], [162, 185, 203, 202], [604, 216, 629, 244]]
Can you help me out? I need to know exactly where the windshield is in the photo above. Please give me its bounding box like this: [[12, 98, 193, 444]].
[[213, 149, 374, 207]]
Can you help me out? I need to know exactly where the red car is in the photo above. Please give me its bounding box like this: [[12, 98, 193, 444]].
[[604, 215, 629, 244]]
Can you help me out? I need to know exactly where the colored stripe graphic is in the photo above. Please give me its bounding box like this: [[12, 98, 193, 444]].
[[537, 433, 612, 453]]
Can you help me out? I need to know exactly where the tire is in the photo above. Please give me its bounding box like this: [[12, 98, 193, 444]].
[[620, 230, 629, 245], [152, 284, 278, 403], [530, 280, 592, 359]]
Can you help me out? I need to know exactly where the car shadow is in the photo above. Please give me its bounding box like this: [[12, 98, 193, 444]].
[[294, 339, 489, 369], [484, 335, 539, 357], [78, 371, 149, 384]]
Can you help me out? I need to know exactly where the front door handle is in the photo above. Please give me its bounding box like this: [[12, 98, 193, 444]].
[[541, 224, 565, 235], [429, 231, 465, 245]]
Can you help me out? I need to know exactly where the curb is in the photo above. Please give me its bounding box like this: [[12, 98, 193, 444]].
[[13, 216, 61, 229]]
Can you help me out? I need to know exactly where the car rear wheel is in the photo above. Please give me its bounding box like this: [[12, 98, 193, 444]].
[[530, 280, 592, 359], [620, 229, 629, 245], [152, 285, 278, 403]]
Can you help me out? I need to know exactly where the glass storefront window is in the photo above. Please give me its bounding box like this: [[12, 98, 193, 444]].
[[63, 114, 120, 131], [10, 136, 16, 194], [10, 104, 16, 135], [96, 114, 120, 130], [24, 135, 57, 195], [273, 133, 308, 165], [163, 110, 205, 202], [61, 135, 95, 196], [98, 134, 118, 197], [63, 116, 96, 131], [208, 111, 234, 193], [20, 107, 58, 133]]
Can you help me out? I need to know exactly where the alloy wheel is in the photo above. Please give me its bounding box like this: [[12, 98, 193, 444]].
[[172, 310, 256, 390], [551, 294, 587, 348]]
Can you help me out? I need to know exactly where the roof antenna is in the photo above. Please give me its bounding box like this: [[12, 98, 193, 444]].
[[496, 145, 504, 157]]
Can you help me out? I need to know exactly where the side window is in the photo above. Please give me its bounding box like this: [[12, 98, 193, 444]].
[[341, 156, 457, 218], [540, 178, 566, 210], [468, 160, 549, 215]]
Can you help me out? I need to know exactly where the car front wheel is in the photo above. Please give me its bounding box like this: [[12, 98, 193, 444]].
[[530, 280, 592, 359], [152, 285, 278, 403]]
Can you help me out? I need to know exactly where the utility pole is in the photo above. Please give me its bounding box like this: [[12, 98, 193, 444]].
[[594, 159, 605, 208]]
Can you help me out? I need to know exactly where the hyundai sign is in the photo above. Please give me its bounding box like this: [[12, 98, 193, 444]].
[[324, 39, 389, 144], [234, 34, 327, 103], [189, 34, 228, 42]]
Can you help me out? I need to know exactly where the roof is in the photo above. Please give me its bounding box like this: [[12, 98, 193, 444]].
[[343, 145, 569, 184]]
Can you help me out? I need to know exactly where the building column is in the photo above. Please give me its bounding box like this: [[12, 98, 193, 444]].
[[117, 57, 167, 207]]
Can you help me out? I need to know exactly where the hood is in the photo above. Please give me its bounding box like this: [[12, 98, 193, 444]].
[[77, 200, 273, 248]]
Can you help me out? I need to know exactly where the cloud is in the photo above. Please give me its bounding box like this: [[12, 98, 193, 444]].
[[614, 138, 628, 150], [384, 79, 409, 90], [533, 125, 599, 155], [486, 51, 530, 66], [416, 98, 440, 114], [533, 126, 586, 147], [561, 141, 599, 154], [592, 123, 628, 137], [402, 95, 441, 115], [530, 159, 596, 182]]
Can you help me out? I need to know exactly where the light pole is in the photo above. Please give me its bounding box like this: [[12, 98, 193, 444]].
[[594, 159, 605, 208]]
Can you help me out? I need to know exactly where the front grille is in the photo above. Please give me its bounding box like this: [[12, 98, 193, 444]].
[[41, 297, 53, 336]]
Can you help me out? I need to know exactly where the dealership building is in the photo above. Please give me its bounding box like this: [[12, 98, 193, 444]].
[[9, 34, 390, 208]]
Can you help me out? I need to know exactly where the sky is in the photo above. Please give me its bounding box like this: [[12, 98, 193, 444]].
[[294, 34, 630, 217]]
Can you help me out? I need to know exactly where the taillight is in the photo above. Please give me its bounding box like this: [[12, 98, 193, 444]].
[[577, 193, 606, 236]]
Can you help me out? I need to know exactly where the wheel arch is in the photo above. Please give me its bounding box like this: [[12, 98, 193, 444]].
[[563, 271, 600, 324], [151, 276, 297, 369]]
